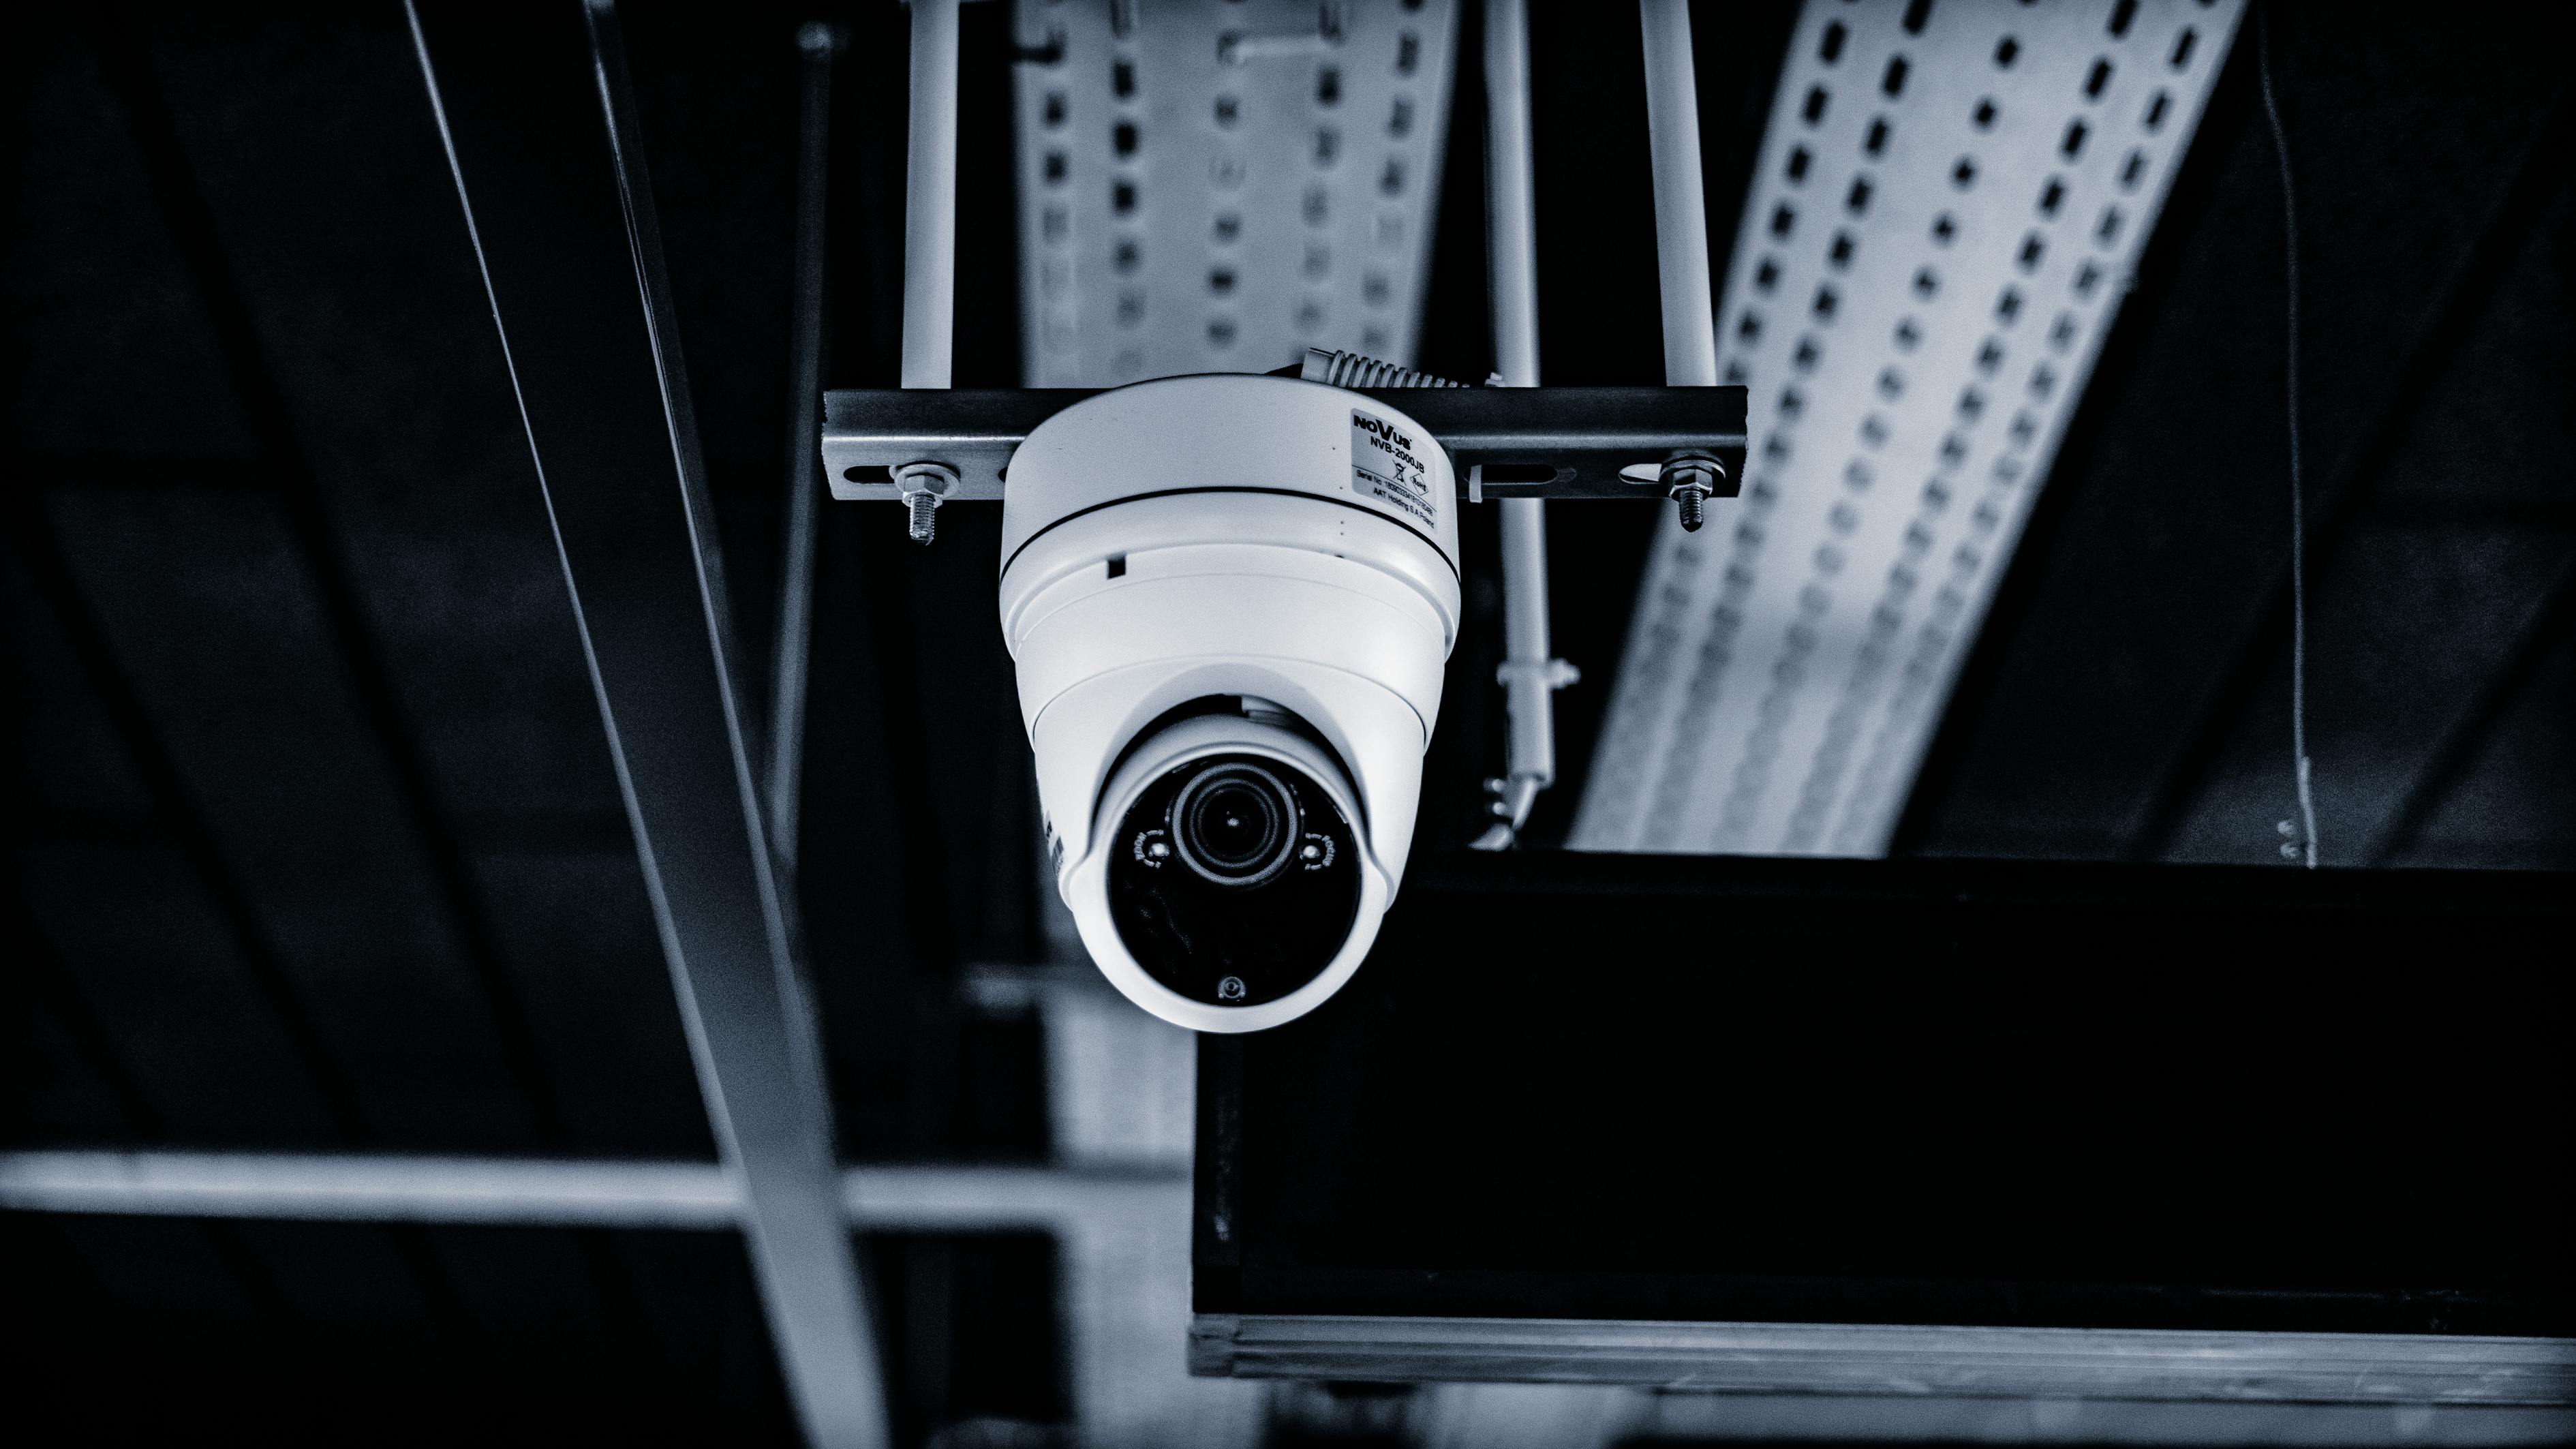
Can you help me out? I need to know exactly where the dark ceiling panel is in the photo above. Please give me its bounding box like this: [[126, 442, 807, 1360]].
[[5, 506, 354, 1146], [0, 1, 738, 1165], [46, 487, 540, 1146], [0, 892, 162, 1144], [0, 16, 253, 459], [123, 9, 670, 857], [1, 1212, 802, 1445], [12, 840, 341, 1144], [112, 0, 725, 1157], [2160, 522, 2573, 864], [467, 851, 716, 1158], [2396, 589, 2576, 872], [1894, 3, 2576, 866]]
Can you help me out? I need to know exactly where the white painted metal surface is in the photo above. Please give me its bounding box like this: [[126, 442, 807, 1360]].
[[905, 0, 962, 388], [1426, 1382, 2576, 1448], [0, 1148, 1174, 1230], [0, 1149, 742, 1227], [1475, 0, 1574, 848], [1576, 0, 2243, 855], [1195, 1313, 2576, 1407], [1011, 0, 1458, 384], [1641, 0, 1721, 391]]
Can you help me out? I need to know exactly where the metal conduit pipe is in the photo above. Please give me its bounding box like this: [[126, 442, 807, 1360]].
[[902, 0, 960, 390], [0, 1150, 1189, 1232], [1473, 0, 1577, 850], [1640, 0, 1721, 390]]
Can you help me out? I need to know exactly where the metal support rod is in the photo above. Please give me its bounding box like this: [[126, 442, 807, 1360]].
[[0, 1149, 1186, 1233], [903, 0, 961, 389], [0, 1149, 742, 1228], [1640, 0, 1720, 390], [408, 5, 889, 1444], [1484, 0, 1540, 395], [769, 22, 842, 876], [1474, 0, 1573, 849]]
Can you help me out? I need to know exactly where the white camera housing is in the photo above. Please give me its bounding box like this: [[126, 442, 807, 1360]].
[[998, 373, 1460, 1032]]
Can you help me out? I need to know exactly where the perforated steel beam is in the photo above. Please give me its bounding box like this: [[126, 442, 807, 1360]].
[[1578, 0, 2244, 855], [406, 5, 887, 1446], [1011, 0, 1459, 384]]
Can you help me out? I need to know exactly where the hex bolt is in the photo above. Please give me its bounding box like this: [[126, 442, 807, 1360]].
[[1658, 451, 1725, 532], [894, 461, 960, 545]]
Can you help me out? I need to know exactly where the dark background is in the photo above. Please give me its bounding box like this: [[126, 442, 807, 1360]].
[[4, 0, 2569, 1442], [1209, 853, 2573, 1337]]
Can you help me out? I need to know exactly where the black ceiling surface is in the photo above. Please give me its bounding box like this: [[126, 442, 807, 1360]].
[[3, 1, 2569, 1443]]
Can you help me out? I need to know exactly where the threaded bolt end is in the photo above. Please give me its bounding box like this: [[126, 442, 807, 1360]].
[[893, 461, 958, 545], [1659, 451, 1723, 533], [1675, 489, 1706, 532]]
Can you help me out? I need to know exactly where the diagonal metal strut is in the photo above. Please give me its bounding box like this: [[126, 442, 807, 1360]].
[[406, 5, 889, 1445]]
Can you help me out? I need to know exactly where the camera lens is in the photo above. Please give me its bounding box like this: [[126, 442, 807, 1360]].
[[1109, 748, 1362, 1009], [1170, 763, 1300, 887]]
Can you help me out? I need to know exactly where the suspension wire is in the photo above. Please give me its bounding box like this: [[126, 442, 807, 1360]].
[[2258, 5, 2319, 869]]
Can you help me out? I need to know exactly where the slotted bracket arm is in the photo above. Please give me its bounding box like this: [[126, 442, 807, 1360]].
[[821, 386, 1747, 502]]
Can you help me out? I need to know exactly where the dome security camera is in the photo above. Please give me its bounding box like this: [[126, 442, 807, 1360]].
[[998, 373, 1460, 1032]]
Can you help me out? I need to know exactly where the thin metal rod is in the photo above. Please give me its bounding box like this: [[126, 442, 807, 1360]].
[[903, 0, 962, 389], [2257, 5, 2320, 870], [769, 22, 842, 874], [1475, 0, 1566, 849], [0, 1150, 1186, 1232], [1639, 0, 1719, 388], [409, 4, 889, 1443]]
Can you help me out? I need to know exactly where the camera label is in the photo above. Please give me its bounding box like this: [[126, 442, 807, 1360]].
[[1349, 410, 1436, 528]]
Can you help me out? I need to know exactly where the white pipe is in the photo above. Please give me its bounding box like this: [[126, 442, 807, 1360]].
[[0, 1150, 1188, 1232], [1640, 0, 1719, 388], [0, 1150, 741, 1228], [1492, 504, 1563, 821], [902, 0, 961, 389], [1474, 0, 1573, 851], [1486, 0, 1541, 393]]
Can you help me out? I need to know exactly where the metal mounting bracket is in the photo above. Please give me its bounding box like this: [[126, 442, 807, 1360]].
[[821, 384, 1748, 504]]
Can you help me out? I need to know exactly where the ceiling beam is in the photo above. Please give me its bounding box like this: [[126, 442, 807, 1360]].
[[1576, 0, 2245, 857], [86, 5, 572, 1145]]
